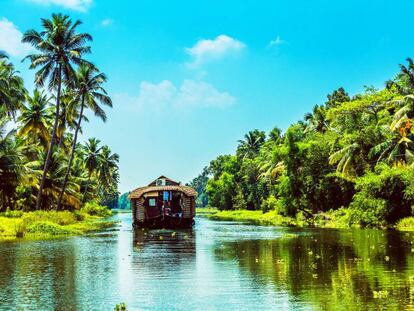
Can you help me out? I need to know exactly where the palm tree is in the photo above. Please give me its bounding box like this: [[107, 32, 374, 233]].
[[56, 90, 79, 148], [82, 138, 102, 201], [22, 13, 92, 210], [386, 58, 414, 132], [329, 142, 360, 178], [304, 105, 328, 133], [370, 120, 414, 165], [0, 54, 26, 120], [33, 150, 81, 210], [17, 89, 52, 148], [237, 130, 266, 158], [0, 118, 24, 211], [260, 160, 284, 180], [57, 65, 112, 210], [96, 145, 119, 195]]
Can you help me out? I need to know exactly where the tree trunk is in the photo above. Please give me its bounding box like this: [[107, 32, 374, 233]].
[[35, 64, 62, 210], [56, 96, 85, 210], [82, 174, 91, 203]]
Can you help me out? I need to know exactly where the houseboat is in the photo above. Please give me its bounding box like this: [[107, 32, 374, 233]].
[[129, 176, 197, 229]]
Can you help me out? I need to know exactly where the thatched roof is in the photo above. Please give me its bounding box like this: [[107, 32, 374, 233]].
[[129, 176, 197, 199], [129, 185, 197, 199]]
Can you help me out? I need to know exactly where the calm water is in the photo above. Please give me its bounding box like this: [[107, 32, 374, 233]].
[[1, 214, 414, 310]]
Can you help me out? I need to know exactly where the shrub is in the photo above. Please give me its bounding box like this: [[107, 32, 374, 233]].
[[262, 195, 278, 213], [396, 217, 414, 231], [73, 210, 85, 221], [22, 211, 77, 226], [349, 164, 414, 227], [3, 209, 24, 218], [349, 196, 388, 227], [14, 220, 27, 238], [27, 221, 77, 235], [81, 202, 112, 217], [115, 303, 127, 311]]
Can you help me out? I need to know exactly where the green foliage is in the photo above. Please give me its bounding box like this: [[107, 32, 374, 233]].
[[118, 192, 131, 210], [396, 217, 414, 231], [22, 210, 77, 226], [262, 195, 278, 213], [0, 14, 119, 213], [27, 221, 78, 235], [0, 209, 114, 239], [14, 220, 27, 238], [3, 209, 23, 218], [115, 303, 127, 311], [192, 58, 414, 228], [206, 172, 237, 210], [349, 164, 414, 227], [81, 201, 112, 217], [188, 166, 209, 207]]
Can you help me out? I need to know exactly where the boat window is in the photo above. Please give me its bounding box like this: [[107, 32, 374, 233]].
[[149, 198, 156, 207]]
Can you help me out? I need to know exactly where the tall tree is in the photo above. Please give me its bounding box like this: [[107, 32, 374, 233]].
[[57, 65, 112, 210], [0, 53, 26, 120], [304, 105, 328, 133], [22, 13, 92, 209], [237, 130, 266, 158], [82, 137, 102, 201], [96, 145, 119, 194], [0, 118, 24, 211], [17, 89, 52, 148], [325, 87, 350, 109]]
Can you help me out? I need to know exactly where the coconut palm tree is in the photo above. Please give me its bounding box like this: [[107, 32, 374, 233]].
[[57, 65, 112, 210], [370, 120, 414, 165], [17, 89, 52, 148], [96, 145, 119, 194], [33, 150, 81, 210], [22, 13, 92, 210], [329, 142, 360, 178], [304, 105, 328, 133], [237, 130, 266, 158], [0, 118, 24, 211], [82, 138, 102, 201], [56, 90, 79, 148], [0, 54, 26, 120]]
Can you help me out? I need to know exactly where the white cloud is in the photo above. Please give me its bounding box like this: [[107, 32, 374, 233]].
[[136, 80, 177, 110], [269, 36, 286, 47], [26, 0, 92, 12], [0, 18, 32, 57], [176, 80, 236, 108], [126, 79, 236, 111], [186, 35, 245, 67], [101, 18, 113, 27]]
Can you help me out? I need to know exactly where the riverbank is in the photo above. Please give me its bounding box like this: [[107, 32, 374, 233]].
[[0, 203, 116, 240], [197, 208, 414, 231]]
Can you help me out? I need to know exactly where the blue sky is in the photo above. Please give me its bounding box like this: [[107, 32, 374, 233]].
[[1, 0, 414, 193]]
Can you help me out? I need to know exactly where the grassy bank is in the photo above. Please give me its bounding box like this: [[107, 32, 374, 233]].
[[0, 203, 116, 240], [197, 208, 414, 231]]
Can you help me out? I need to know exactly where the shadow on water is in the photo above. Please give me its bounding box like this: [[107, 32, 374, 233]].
[[213, 226, 414, 310]]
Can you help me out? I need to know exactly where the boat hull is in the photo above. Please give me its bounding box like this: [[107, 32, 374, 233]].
[[133, 216, 195, 229]]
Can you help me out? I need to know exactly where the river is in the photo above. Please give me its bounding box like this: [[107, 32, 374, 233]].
[[0, 213, 413, 310]]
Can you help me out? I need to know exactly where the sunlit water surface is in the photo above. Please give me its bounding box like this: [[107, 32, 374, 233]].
[[1, 214, 414, 310]]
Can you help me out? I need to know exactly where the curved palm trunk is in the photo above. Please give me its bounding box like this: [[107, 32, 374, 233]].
[[35, 64, 62, 210], [56, 96, 84, 210]]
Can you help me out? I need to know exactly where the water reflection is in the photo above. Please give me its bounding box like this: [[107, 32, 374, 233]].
[[1, 215, 414, 310], [214, 227, 414, 310]]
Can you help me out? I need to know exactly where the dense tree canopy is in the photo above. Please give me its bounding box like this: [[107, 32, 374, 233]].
[[0, 14, 119, 212], [192, 59, 414, 227]]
